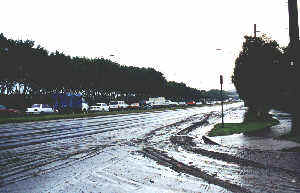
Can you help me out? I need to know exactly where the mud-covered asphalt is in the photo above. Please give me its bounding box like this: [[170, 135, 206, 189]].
[[1, 102, 300, 193]]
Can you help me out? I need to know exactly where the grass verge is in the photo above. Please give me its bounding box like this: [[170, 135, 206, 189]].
[[208, 118, 279, 137]]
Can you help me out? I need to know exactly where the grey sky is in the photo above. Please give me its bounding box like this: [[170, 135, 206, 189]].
[[1, 0, 294, 91]]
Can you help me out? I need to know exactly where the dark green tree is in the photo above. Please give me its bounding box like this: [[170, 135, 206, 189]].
[[232, 35, 283, 118]]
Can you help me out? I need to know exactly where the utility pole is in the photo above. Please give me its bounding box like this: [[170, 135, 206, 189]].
[[254, 24, 260, 37]]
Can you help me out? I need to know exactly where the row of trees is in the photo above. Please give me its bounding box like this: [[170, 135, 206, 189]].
[[0, 33, 227, 109]]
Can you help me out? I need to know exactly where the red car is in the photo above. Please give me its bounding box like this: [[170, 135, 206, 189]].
[[186, 101, 196, 106], [0, 105, 21, 116], [129, 102, 140, 109]]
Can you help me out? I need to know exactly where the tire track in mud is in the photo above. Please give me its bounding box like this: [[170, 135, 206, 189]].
[[179, 144, 300, 179], [0, 143, 111, 187], [140, 147, 251, 193], [173, 111, 300, 179], [172, 111, 300, 178], [177, 114, 210, 135], [139, 113, 253, 193], [0, 111, 189, 151], [141, 114, 199, 142], [5, 103, 287, 192], [0, 110, 187, 134], [141, 110, 300, 193], [0, 108, 199, 187]]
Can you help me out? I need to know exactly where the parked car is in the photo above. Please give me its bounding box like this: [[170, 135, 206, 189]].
[[206, 101, 216, 105], [178, 102, 186, 106], [89, 103, 109, 112], [165, 100, 178, 107], [141, 103, 153, 109], [26, 104, 55, 114], [147, 97, 166, 108], [129, 102, 140, 109], [196, 101, 203, 105], [0, 105, 22, 116], [109, 101, 129, 111], [186, 101, 196, 106]]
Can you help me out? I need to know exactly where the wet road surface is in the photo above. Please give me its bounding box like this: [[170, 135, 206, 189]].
[[1, 102, 300, 193]]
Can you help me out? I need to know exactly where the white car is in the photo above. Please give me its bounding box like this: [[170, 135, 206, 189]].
[[165, 100, 179, 106], [89, 103, 109, 112], [26, 104, 55, 114], [109, 101, 129, 110], [178, 102, 186, 106]]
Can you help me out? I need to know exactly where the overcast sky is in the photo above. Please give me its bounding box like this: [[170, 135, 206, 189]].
[[1, 0, 295, 91]]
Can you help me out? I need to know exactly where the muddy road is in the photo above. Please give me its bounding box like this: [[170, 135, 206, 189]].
[[1, 102, 300, 193]]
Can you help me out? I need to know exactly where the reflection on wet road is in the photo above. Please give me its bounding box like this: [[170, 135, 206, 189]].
[[1, 102, 300, 193]]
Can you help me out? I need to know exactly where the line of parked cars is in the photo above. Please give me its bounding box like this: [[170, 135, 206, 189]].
[[0, 99, 206, 117]]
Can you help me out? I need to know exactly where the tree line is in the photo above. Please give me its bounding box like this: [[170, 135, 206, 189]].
[[0, 33, 227, 109]]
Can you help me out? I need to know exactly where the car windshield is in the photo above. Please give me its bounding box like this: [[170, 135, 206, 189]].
[[109, 101, 118, 105], [31, 104, 40, 108], [0, 105, 7, 109]]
